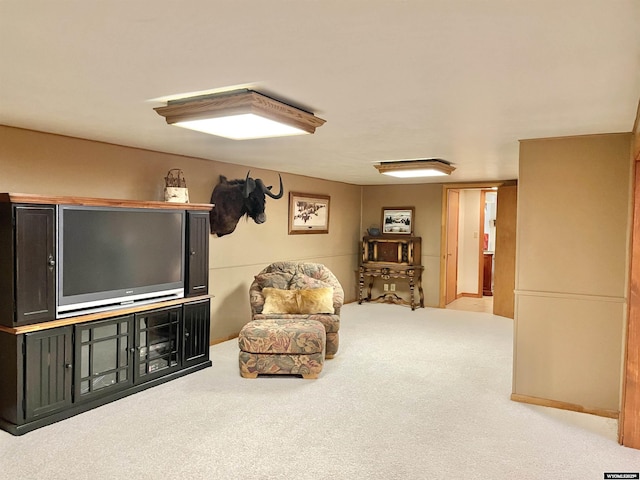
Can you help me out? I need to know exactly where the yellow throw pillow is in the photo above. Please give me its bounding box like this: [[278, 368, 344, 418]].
[[261, 287, 334, 314], [262, 288, 299, 314], [297, 287, 334, 314]]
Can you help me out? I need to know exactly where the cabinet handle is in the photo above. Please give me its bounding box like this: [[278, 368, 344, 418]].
[[185, 332, 190, 337], [48, 255, 56, 267], [190, 250, 196, 256], [65, 363, 72, 369], [129, 347, 136, 353]]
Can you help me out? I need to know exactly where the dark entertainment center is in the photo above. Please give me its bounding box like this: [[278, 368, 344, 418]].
[[0, 193, 213, 435]]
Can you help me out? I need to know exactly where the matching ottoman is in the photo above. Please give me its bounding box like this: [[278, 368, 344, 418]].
[[238, 319, 326, 379]]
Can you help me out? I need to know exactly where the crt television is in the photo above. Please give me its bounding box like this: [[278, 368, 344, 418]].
[[57, 206, 185, 318]]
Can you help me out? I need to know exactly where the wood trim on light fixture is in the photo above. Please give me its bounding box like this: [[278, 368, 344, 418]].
[[375, 159, 456, 176], [154, 89, 326, 134]]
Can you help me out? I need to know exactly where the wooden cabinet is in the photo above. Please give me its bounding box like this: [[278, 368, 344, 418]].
[[483, 253, 494, 296], [0, 204, 57, 327], [358, 236, 424, 310], [186, 210, 210, 296], [362, 235, 421, 265], [182, 299, 211, 368], [0, 194, 214, 327], [0, 298, 211, 436], [15, 206, 57, 324], [0, 193, 214, 436], [24, 327, 73, 421]]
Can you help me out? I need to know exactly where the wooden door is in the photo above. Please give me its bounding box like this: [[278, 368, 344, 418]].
[[446, 190, 460, 304], [493, 185, 518, 318], [15, 206, 56, 324], [182, 299, 211, 368], [24, 327, 73, 420], [75, 315, 134, 402], [134, 306, 181, 383], [621, 125, 640, 448], [186, 211, 210, 297]]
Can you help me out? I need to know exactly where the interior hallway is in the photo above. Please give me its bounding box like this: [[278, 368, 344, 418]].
[[446, 296, 494, 314]]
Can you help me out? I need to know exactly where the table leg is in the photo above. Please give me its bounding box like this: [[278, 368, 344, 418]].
[[409, 278, 416, 310], [367, 276, 374, 301]]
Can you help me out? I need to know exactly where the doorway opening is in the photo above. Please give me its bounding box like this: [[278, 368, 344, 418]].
[[439, 182, 515, 315]]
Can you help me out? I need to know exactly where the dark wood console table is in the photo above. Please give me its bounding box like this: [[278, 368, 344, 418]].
[[357, 235, 424, 310], [358, 264, 424, 310]]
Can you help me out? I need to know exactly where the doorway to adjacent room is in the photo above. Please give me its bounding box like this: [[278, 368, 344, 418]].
[[439, 182, 517, 318]]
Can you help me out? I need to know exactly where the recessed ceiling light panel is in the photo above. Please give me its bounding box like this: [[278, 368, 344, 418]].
[[175, 114, 309, 140], [154, 89, 326, 140], [374, 159, 456, 178]]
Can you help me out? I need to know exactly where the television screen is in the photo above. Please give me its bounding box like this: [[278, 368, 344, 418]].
[[57, 206, 185, 316]]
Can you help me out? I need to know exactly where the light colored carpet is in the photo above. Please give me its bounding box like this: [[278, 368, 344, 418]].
[[1, 303, 638, 479]]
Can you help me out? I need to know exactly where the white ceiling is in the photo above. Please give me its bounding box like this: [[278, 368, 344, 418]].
[[1, 1, 639, 185]]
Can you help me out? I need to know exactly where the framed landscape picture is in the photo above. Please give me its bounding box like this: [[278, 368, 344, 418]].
[[381, 207, 414, 235], [288, 192, 330, 234]]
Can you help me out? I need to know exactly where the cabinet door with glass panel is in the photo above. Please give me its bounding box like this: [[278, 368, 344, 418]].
[[75, 315, 134, 402], [135, 306, 181, 383]]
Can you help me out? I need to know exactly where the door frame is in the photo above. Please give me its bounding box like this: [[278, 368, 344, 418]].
[[439, 182, 504, 308], [445, 189, 460, 305], [478, 189, 492, 297], [620, 100, 640, 448]]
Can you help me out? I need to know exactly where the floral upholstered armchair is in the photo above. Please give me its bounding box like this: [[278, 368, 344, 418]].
[[249, 261, 344, 358]]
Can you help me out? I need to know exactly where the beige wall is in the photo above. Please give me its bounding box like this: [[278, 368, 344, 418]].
[[514, 133, 633, 412], [0, 126, 362, 341], [361, 183, 443, 307]]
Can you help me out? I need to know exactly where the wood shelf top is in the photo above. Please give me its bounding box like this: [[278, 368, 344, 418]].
[[363, 235, 422, 241], [0, 193, 213, 211], [0, 295, 213, 335]]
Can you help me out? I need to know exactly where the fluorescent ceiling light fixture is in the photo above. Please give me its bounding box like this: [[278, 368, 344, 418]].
[[375, 159, 456, 178], [173, 114, 307, 140], [154, 89, 326, 140]]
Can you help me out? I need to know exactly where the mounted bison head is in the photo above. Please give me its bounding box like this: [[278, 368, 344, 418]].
[[210, 172, 283, 236]]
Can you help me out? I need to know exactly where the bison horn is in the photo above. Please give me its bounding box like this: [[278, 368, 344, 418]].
[[257, 174, 284, 199], [243, 171, 256, 198]]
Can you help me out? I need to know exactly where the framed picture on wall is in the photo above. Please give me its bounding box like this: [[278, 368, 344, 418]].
[[288, 192, 330, 234], [381, 207, 414, 235]]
